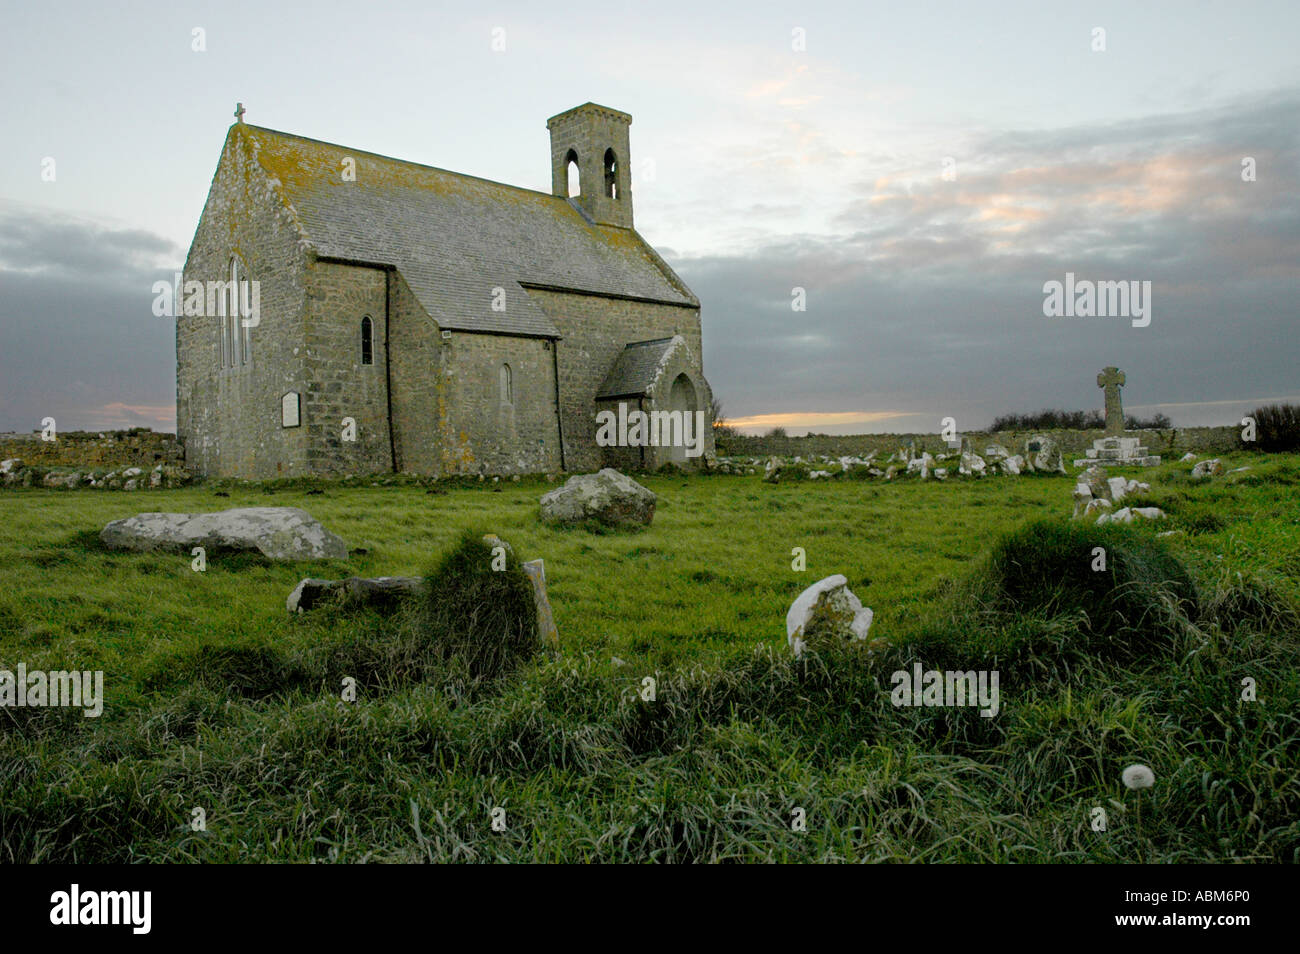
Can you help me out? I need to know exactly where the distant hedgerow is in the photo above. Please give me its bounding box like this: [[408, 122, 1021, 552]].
[[989, 409, 1171, 431], [1243, 403, 1300, 452], [1125, 412, 1172, 430], [990, 409, 1104, 431]]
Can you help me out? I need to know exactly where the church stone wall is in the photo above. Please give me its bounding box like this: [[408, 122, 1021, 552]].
[[524, 288, 705, 472], [301, 261, 390, 476], [440, 333, 562, 475], [179, 128, 310, 479], [385, 272, 444, 475]]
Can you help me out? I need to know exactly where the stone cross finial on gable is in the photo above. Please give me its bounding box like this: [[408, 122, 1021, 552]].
[[1097, 366, 1126, 435], [234, 102, 246, 123]]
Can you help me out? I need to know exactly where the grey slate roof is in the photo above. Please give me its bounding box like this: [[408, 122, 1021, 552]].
[[238, 124, 697, 338], [596, 337, 680, 399]]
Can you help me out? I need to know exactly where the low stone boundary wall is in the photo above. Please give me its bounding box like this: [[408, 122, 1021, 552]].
[[0, 429, 183, 470], [716, 426, 1240, 459]]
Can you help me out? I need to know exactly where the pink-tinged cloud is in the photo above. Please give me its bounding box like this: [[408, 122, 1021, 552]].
[[78, 402, 176, 431], [726, 410, 925, 434]]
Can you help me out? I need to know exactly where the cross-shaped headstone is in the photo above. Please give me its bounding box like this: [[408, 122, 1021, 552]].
[[1097, 366, 1126, 435], [234, 102, 246, 123]]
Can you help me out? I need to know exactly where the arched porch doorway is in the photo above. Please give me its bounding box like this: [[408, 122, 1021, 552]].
[[667, 372, 697, 465]]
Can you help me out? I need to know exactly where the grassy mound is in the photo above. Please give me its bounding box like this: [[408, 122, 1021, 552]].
[[412, 530, 541, 681], [987, 519, 1197, 638], [906, 518, 1201, 668]]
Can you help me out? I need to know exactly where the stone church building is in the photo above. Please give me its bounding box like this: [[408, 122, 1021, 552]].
[[177, 102, 713, 478]]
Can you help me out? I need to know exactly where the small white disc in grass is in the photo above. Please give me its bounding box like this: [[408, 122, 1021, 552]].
[[1122, 764, 1155, 790]]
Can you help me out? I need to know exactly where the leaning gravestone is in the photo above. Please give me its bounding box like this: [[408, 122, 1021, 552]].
[[101, 507, 347, 560], [1023, 435, 1067, 474], [521, 559, 559, 649], [786, 574, 874, 657], [539, 468, 656, 527], [1073, 366, 1161, 467]]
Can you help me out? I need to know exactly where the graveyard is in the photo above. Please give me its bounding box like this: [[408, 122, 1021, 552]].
[[3, 2, 1298, 889], [1, 447, 1297, 862]]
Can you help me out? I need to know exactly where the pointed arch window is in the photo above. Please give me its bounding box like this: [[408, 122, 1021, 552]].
[[220, 265, 231, 368], [604, 148, 618, 199], [500, 363, 513, 406], [237, 258, 251, 365], [222, 256, 252, 368], [565, 149, 580, 197], [361, 316, 374, 366], [230, 258, 241, 368]]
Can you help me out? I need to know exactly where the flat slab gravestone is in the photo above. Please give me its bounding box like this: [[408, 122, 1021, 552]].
[[101, 507, 348, 560]]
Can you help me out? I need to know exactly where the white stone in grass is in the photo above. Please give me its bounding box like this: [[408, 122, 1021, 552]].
[[539, 468, 656, 526], [1072, 483, 1093, 519], [786, 574, 874, 657], [1180, 452, 1197, 463], [1097, 507, 1132, 525], [959, 452, 986, 476], [1107, 476, 1129, 504], [1097, 506, 1164, 526], [1024, 434, 1067, 474], [906, 453, 933, 479], [101, 506, 347, 560], [993, 454, 1023, 476], [1191, 458, 1224, 479], [1085, 498, 1113, 517]]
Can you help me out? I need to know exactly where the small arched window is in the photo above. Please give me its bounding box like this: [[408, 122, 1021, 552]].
[[223, 256, 251, 368], [361, 316, 374, 365], [231, 258, 241, 367], [220, 262, 231, 368], [604, 148, 618, 199], [500, 363, 513, 406], [236, 258, 251, 365], [565, 149, 580, 197]]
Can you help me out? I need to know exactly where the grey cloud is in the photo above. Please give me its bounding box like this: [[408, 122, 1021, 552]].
[[0, 209, 177, 430], [671, 92, 1300, 431]]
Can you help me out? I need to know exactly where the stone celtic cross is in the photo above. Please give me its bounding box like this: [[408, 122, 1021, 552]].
[[1097, 366, 1126, 435]]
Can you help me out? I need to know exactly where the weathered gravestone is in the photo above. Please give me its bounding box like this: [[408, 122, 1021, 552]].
[[101, 507, 347, 560]]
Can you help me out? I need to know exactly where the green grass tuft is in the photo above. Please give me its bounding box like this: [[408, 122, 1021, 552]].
[[412, 530, 542, 682]]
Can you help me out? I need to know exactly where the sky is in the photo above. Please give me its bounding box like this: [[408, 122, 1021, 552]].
[[1, 0, 1297, 435]]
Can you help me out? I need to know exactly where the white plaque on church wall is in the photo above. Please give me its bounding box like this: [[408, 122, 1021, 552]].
[[281, 391, 300, 428]]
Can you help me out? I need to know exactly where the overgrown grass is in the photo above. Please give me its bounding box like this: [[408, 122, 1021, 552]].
[[1, 453, 1297, 862]]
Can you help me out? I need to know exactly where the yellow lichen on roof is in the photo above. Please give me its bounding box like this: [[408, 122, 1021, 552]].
[[219, 122, 697, 322], [244, 124, 568, 212]]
